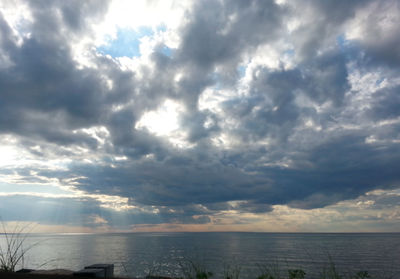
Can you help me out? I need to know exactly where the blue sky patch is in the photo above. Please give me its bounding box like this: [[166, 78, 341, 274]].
[[97, 27, 154, 58], [284, 49, 295, 57], [336, 34, 349, 52], [237, 65, 246, 77], [161, 46, 172, 57]]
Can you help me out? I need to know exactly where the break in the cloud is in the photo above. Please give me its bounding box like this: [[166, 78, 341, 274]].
[[0, 0, 400, 232]]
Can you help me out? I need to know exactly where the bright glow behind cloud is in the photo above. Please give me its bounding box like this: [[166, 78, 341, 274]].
[[136, 100, 183, 136]]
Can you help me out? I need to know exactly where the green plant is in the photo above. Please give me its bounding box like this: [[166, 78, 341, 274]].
[[257, 260, 284, 279], [288, 269, 306, 279], [257, 275, 273, 279], [256, 268, 306, 279], [223, 261, 241, 279], [179, 259, 213, 279], [320, 259, 343, 279], [352, 271, 371, 279], [257, 274, 276, 279], [0, 222, 34, 272]]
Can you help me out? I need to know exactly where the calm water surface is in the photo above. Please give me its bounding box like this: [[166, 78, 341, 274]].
[[2, 233, 400, 278]]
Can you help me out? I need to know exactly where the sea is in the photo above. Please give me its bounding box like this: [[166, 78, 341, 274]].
[[1, 232, 400, 279]]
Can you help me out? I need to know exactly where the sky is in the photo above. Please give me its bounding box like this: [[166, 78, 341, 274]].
[[0, 0, 400, 233]]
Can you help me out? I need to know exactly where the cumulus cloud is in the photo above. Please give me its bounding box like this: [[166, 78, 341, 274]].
[[1, 0, 400, 231]]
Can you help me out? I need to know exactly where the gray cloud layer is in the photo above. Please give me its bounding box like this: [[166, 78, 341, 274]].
[[1, 0, 400, 227]]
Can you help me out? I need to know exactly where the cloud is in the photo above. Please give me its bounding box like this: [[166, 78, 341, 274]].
[[345, 0, 400, 67], [0, 0, 400, 231]]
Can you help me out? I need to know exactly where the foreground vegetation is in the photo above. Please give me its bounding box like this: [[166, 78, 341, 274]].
[[168, 260, 377, 279], [0, 222, 34, 272]]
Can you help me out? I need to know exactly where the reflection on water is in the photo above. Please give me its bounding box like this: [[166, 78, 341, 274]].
[[1, 233, 400, 278]]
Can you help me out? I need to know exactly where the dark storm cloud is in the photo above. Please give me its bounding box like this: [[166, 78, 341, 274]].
[[177, 0, 284, 69], [65, 158, 267, 206], [219, 50, 349, 145], [0, 2, 112, 145], [348, 0, 400, 68], [1, 0, 400, 228], [37, 129, 399, 213], [288, 0, 373, 61], [276, 135, 400, 209], [367, 85, 400, 121], [173, 0, 286, 141]]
